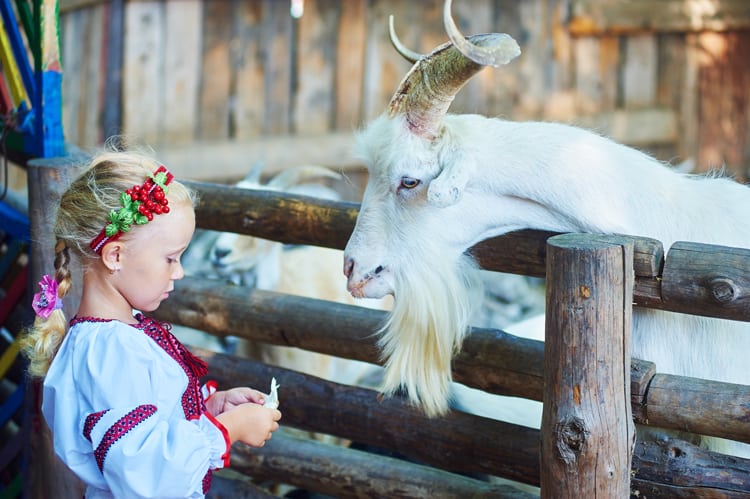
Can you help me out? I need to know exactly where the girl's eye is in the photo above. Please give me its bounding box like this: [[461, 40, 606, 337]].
[[399, 177, 420, 189], [167, 257, 178, 264]]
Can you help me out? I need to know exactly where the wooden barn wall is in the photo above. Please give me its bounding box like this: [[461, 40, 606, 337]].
[[58, 0, 750, 183]]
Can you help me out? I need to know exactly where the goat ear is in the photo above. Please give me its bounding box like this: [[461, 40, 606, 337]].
[[427, 157, 473, 208]]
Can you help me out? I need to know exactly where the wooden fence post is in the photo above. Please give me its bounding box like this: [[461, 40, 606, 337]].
[[25, 154, 87, 498], [541, 233, 635, 497]]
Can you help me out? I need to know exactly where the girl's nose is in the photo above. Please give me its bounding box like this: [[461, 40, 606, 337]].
[[173, 261, 185, 280]]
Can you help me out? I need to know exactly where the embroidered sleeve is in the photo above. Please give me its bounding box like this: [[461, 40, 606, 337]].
[[84, 405, 156, 472], [82, 404, 229, 496]]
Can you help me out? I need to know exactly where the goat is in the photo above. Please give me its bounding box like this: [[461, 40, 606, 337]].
[[342, 0, 750, 456], [209, 162, 342, 288], [183, 163, 387, 384]]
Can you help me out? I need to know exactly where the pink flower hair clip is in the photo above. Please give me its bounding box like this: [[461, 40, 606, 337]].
[[32, 274, 63, 319]]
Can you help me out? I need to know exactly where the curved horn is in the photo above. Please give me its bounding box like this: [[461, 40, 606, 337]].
[[389, 15, 423, 64], [267, 165, 342, 190], [443, 0, 520, 67], [387, 0, 521, 141]]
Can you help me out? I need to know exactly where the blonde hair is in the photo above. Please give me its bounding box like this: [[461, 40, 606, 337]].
[[21, 148, 195, 377]]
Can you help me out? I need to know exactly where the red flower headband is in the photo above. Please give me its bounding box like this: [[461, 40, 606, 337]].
[[90, 165, 174, 254]]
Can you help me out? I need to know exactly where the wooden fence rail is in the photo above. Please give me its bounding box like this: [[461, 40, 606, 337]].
[[155, 277, 750, 449]]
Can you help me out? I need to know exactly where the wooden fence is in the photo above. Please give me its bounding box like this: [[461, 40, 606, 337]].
[[57, 0, 750, 182], [25, 159, 750, 497]]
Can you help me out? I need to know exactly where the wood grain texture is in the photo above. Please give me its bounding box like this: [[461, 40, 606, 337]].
[[541, 234, 634, 497], [233, 1, 264, 140], [294, 0, 338, 134], [334, 0, 366, 129], [122, 1, 165, 144], [569, 0, 750, 35], [163, 0, 201, 143], [662, 241, 750, 321], [197, 1, 232, 140]]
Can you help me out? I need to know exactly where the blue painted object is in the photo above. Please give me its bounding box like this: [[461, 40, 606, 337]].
[[0, 202, 29, 242]]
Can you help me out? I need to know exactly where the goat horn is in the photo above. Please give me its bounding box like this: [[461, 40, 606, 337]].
[[443, 0, 520, 67], [389, 15, 423, 64], [387, 0, 520, 141], [267, 165, 341, 190]]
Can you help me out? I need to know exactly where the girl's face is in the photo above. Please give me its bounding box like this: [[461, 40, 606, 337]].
[[116, 199, 196, 312]]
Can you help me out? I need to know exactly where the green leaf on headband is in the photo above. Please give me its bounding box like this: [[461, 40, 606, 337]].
[[135, 214, 148, 225], [120, 192, 132, 208], [117, 209, 134, 226], [105, 223, 118, 237], [152, 171, 169, 194]]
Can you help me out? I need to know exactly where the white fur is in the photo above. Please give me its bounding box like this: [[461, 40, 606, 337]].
[[343, 113, 750, 455]]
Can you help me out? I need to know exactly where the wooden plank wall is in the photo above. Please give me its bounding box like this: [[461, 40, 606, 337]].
[[57, 0, 750, 182]]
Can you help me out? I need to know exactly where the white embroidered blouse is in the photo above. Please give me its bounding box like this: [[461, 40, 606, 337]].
[[42, 314, 230, 498]]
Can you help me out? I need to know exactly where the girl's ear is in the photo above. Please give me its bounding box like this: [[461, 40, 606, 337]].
[[100, 242, 122, 273]]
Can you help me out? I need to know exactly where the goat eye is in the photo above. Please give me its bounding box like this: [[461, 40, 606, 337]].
[[399, 177, 420, 190]]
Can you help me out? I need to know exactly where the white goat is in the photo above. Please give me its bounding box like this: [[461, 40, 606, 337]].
[[343, 0, 750, 456]]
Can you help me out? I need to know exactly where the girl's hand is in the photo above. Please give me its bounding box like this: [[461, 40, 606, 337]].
[[215, 403, 282, 447], [206, 387, 267, 416]]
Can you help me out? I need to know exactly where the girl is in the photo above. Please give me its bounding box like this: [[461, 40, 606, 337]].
[[21, 149, 281, 498]]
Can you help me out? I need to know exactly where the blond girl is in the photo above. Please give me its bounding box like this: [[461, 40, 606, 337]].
[[22, 149, 281, 498]]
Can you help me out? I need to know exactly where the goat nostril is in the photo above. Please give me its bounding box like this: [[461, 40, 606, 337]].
[[214, 248, 230, 259], [374, 265, 384, 274], [344, 258, 354, 278]]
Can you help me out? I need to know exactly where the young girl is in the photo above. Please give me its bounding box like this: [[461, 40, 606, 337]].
[[21, 149, 282, 498]]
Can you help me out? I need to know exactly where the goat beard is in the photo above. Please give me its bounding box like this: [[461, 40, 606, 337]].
[[377, 252, 484, 417]]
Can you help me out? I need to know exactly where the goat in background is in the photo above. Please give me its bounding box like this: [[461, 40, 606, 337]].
[[343, 0, 750, 457], [182, 162, 387, 385]]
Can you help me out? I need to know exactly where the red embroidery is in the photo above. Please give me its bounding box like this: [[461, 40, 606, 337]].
[[83, 409, 110, 442], [71, 315, 219, 488], [94, 405, 156, 472], [135, 315, 219, 491], [135, 314, 208, 420], [202, 471, 212, 493], [71, 315, 209, 420], [69, 316, 114, 326]]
